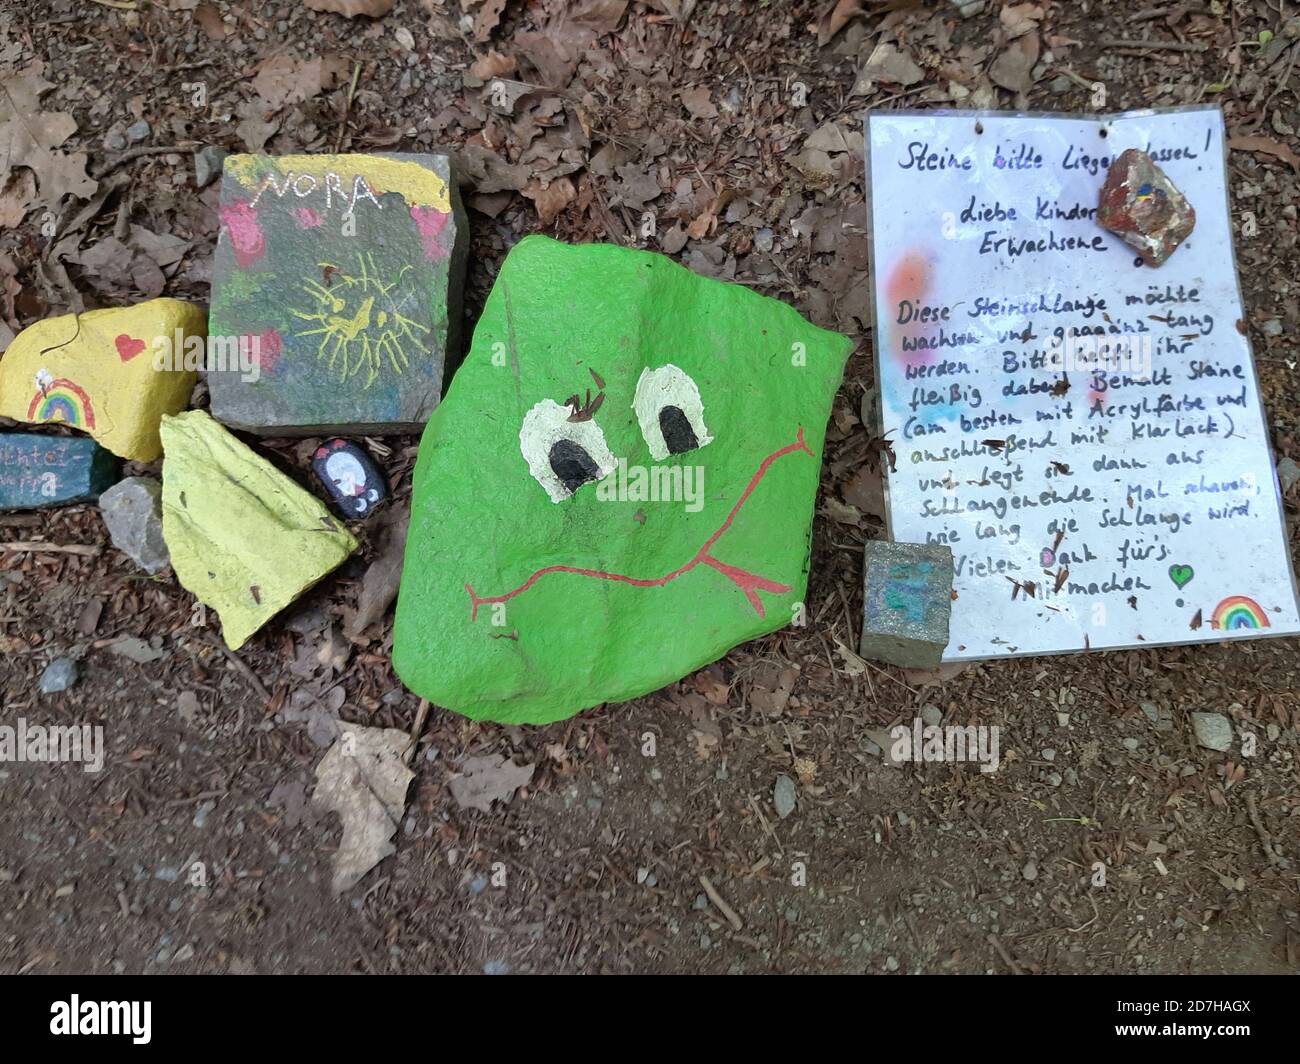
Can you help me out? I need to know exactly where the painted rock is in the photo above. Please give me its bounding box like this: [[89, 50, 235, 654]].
[[311, 438, 387, 518], [99, 475, 169, 573], [1097, 148, 1195, 267], [207, 153, 467, 435], [160, 410, 356, 649], [0, 299, 204, 461], [392, 236, 852, 724], [0, 433, 117, 511], [860, 540, 953, 669]]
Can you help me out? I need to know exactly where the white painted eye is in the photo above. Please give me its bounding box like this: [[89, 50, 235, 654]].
[[520, 399, 616, 503], [632, 364, 713, 461]]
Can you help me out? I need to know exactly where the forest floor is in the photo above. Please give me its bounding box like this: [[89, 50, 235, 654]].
[[1, 0, 1298, 973]]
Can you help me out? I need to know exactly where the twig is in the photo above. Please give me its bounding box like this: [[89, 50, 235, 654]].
[[91, 145, 182, 180], [201, 633, 271, 703], [1245, 792, 1287, 868], [698, 874, 743, 931], [0, 540, 100, 556], [85, 0, 138, 9], [403, 698, 430, 766], [987, 932, 1022, 974], [335, 61, 363, 153], [1096, 39, 1207, 53]]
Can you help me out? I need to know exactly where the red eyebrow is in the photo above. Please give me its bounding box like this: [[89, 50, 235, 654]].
[[465, 427, 813, 621]]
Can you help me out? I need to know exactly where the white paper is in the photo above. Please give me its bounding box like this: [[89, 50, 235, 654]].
[[866, 107, 1300, 659]]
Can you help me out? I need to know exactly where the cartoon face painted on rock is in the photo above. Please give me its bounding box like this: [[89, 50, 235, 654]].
[[392, 237, 852, 724], [311, 438, 385, 517]]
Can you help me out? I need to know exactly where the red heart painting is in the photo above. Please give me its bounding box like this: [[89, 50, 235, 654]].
[[115, 334, 146, 361]]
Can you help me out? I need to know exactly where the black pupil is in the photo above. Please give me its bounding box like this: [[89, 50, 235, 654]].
[[659, 405, 698, 455], [549, 438, 600, 494]]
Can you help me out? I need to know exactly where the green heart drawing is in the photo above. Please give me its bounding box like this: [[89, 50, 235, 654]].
[[1168, 564, 1194, 590]]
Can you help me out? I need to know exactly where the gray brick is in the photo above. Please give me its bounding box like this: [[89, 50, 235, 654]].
[[860, 540, 953, 669]]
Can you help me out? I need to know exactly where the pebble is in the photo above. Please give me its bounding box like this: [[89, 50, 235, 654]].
[[482, 959, 510, 975], [194, 145, 228, 189], [773, 774, 797, 819], [39, 657, 79, 694], [921, 704, 943, 727], [885, 955, 900, 971], [1191, 712, 1233, 752], [125, 119, 151, 144], [1046, 771, 1063, 787], [103, 129, 126, 151], [1041, 748, 1056, 761], [1122, 737, 1139, 751], [1261, 318, 1284, 337], [1022, 860, 1038, 881], [1278, 456, 1300, 495]]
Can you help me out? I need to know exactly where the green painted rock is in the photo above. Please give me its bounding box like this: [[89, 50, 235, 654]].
[[393, 237, 852, 723], [0, 434, 117, 511], [207, 153, 467, 435], [160, 410, 356, 649]]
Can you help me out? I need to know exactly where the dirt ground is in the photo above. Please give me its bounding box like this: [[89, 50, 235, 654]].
[[2, 0, 1298, 975]]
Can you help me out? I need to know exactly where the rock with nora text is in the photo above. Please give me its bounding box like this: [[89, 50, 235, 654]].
[[0, 299, 204, 461], [0, 433, 117, 511], [392, 236, 852, 724], [1097, 148, 1196, 267], [207, 153, 467, 435], [160, 410, 357, 649], [860, 540, 953, 669]]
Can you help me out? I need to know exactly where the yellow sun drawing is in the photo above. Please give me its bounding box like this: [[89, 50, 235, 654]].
[[291, 252, 429, 388]]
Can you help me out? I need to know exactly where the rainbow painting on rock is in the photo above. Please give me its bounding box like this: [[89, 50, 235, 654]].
[[1210, 595, 1270, 631], [27, 374, 96, 430]]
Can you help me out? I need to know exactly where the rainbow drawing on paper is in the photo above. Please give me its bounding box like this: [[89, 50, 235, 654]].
[[26, 371, 96, 430], [1210, 595, 1270, 631]]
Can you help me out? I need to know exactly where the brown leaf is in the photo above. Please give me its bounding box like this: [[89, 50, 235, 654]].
[[0, 62, 97, 216], [345, 504, 408, 639], [989, 32, 1040, 95], [470, 50, 516, 79], [842, 464, 885, 521], [1226, 134, 1300, 172], [301, 0, 394, 17], [817, 0, 865, 46], [312, 725, 414, 893], [448, 755, 535, 812], [523, 174, 576, 225], [193, 3, 228, 39]]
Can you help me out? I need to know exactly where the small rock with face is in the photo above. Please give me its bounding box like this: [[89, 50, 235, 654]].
[[312, 439, 386, 518]]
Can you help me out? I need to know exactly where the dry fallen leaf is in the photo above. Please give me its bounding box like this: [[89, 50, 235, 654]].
[[312, 724, 414, 893], [448, 754, 535, 813], [345, 503, 408, 639], [1226, 135, 1300, 173], [301, 0, 394, 17], [989, 33, 1040, 95], [0, 61, 97, 221], [523, 174, 576, 225]]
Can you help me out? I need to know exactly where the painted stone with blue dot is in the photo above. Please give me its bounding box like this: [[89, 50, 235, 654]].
[[311, 438, 386, 519], [860, 540, 954, 669]]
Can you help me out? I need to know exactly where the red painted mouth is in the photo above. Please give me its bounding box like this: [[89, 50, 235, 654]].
[[466, 427, 813, 621]]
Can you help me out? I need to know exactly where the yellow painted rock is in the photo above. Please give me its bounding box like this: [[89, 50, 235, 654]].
[[0, 298, 204, 461], [160, 410, 356, 649]]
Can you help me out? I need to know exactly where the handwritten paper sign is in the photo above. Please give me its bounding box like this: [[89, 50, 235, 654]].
[[866, 107, 1300, 659]]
